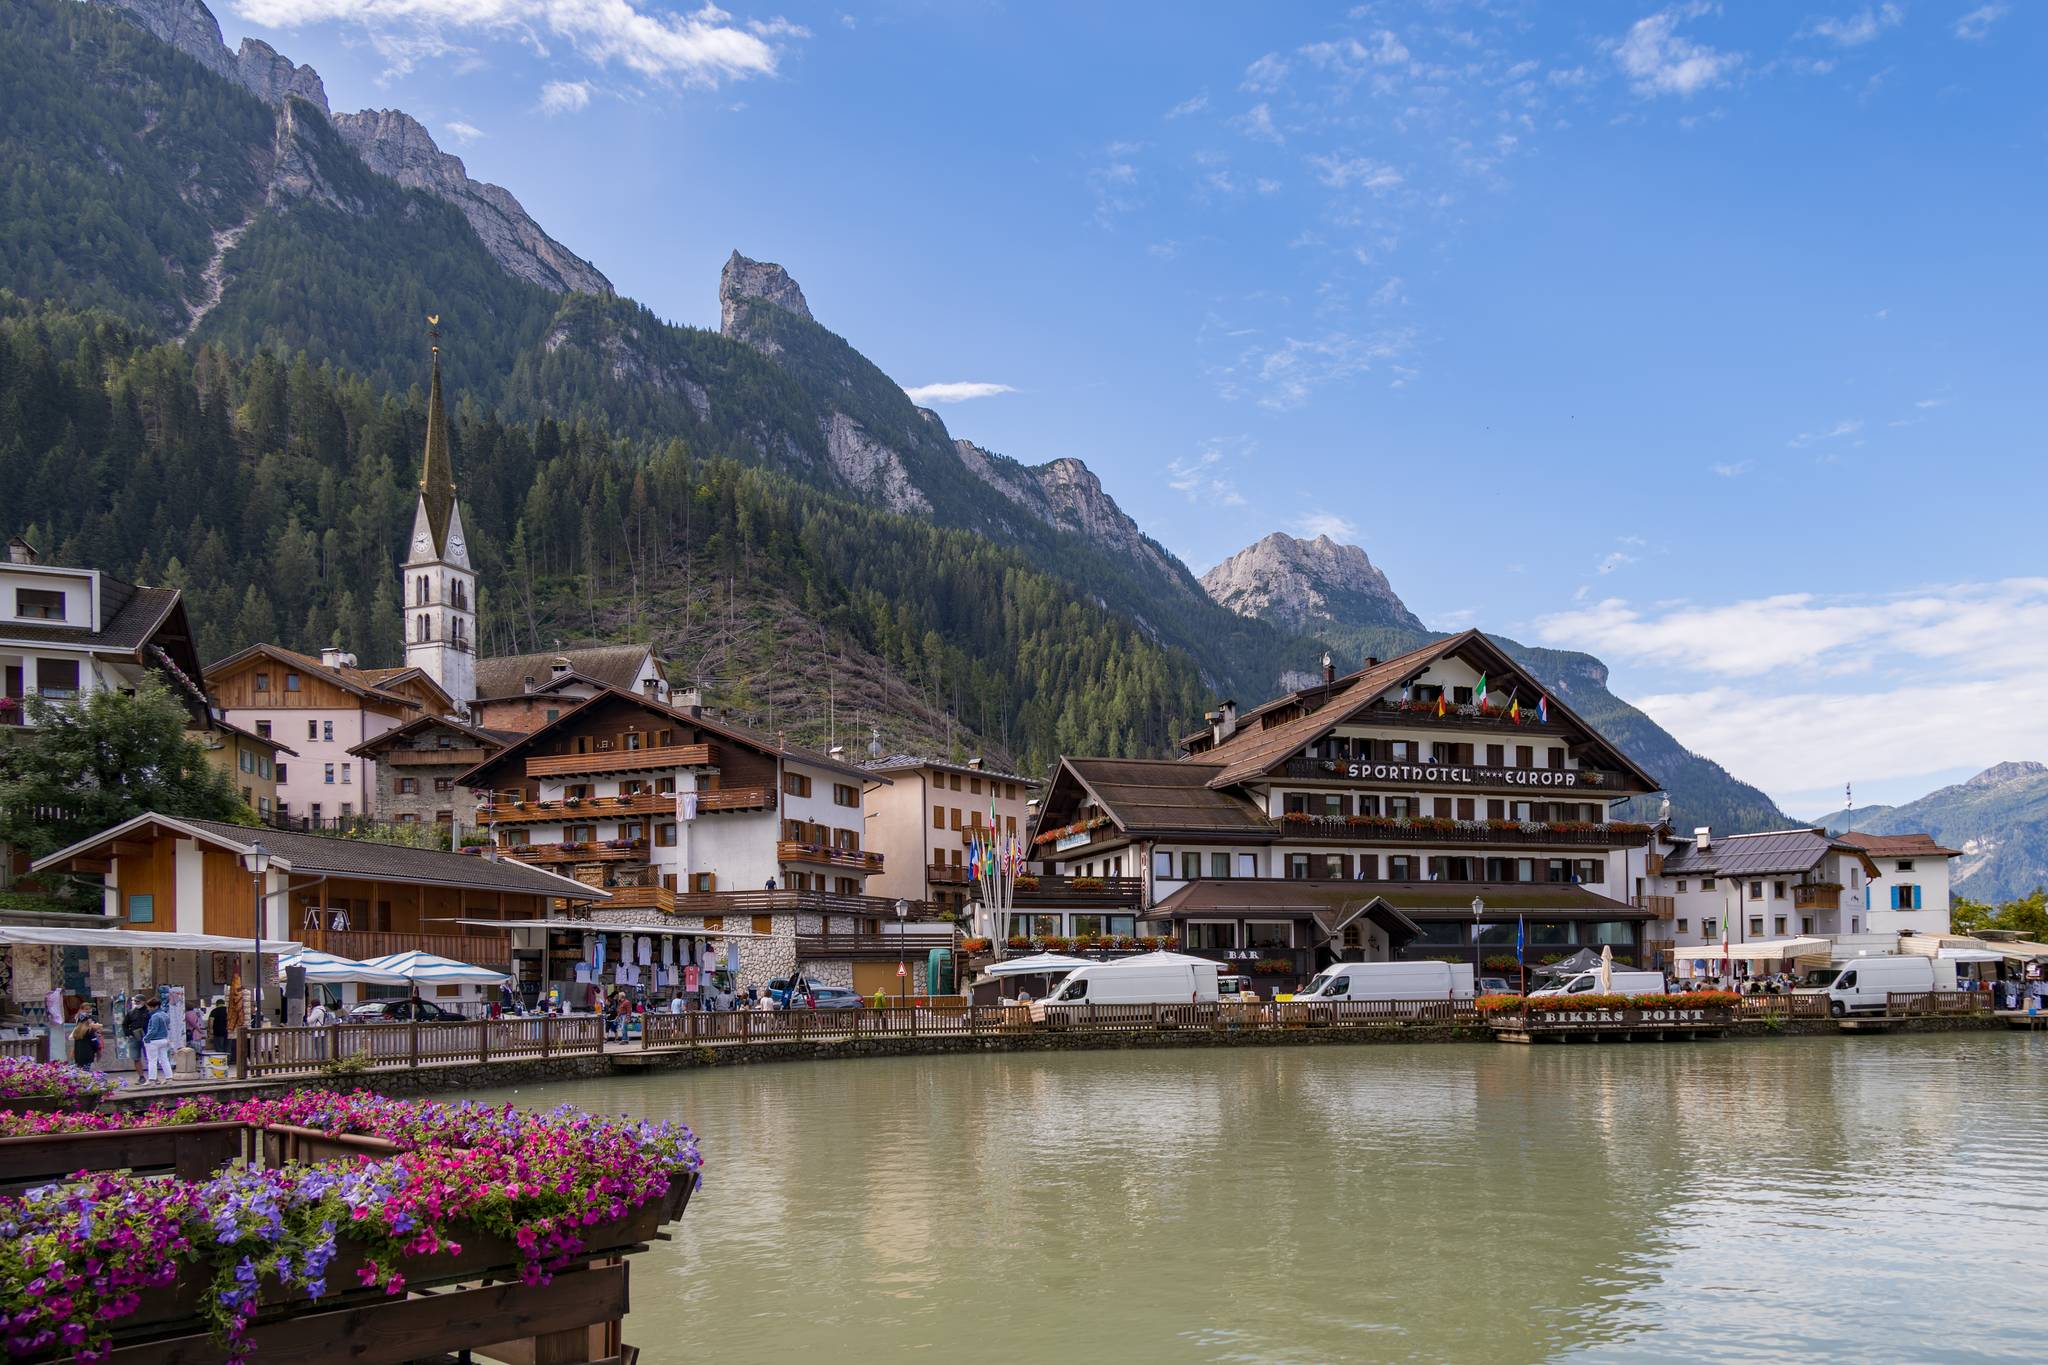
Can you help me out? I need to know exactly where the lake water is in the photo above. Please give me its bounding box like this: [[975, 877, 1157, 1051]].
[[475, 1034, 2048, 1363]]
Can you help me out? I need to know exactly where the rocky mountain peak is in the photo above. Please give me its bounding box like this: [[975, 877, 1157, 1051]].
[[1200, 532, 1423, 635], [952, 441, 1194, 596], [91, 0, 608, 297], [1967, 760, 2048, 788], [720, 251, 812, 336]]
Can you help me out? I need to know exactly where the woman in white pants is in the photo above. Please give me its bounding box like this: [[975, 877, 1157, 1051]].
[[141, 998, 174, 1083]]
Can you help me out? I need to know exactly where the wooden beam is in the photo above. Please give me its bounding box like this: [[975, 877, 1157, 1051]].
[[110, 841, 156, 859], [105, 1261, 628, 1365]]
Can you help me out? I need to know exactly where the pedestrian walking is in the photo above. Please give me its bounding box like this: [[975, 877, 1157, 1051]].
[[141, 996, 174, 1084], [70, 1007, 102, 1070]]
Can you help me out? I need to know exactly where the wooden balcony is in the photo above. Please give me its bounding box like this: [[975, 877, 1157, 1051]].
[[1274, 815, 1653, 849], [301, 927, 511, 967], [1012, 875, 1146, 908], [927, 863, 973, 885], [481, 791, 675, 824], [603, 885, 677, 913], [1793, 883, 1843, 911], [1633, 894, 1677, 919], [505, 839, 648, 865], [795, 926, 959, 960], [1278, 756, 1635, 793], [386, 748, 490, 767], [694, 786, 776, 813], [668, 889, 933, 919], [524, 742, 718, 778], [1340, 700, 1570, 734], [776, 840, 884, 874]]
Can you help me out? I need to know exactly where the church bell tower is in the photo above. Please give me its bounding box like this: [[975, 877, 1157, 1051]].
[[401, 316, 477, 710]]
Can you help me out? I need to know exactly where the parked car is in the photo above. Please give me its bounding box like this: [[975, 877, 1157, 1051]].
[[1218, 973, 1258, 1000], [1477, 976, 1516, 996], [344, 998, 465, 1023], [800, 987, 865, 1010]]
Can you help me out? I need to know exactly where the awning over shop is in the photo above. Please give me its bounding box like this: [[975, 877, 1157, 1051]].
[[1676, 936, 1831, 962], [1938, 947, 2006, 963], [984, 953, 1093, 978], [435, 918, 774, 940], [0, 924, 296, 954]]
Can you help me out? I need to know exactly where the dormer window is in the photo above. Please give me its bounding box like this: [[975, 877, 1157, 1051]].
[[15, 588, 63, 621]]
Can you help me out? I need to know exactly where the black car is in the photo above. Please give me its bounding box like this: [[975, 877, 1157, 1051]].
[[343, 998, 465, 1023]]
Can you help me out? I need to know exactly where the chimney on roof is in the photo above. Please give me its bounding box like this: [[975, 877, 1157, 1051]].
[[1694, 826, 1711, 850], [1210, 700, 1239, 748], [1364, 656, 1378, 668], [522, 674, 538, 693], [829, 744, 845, 759], [678, 686, 703, 717], [550, 656, 571, 677], [777, 730, 787, 751], [968, 756, 984, 770], [1322, 652, 1335, 685], [319, 646, 356, 670]]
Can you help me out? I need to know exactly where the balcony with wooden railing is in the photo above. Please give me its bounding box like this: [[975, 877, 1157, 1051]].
[[481, 790, 674, 824], [1793, 883, 1843, 911], [795, 924, 959, 960], [1633, 894, 1677, 919], [505, 839, 649, 865], [386, 748, 491, 767], [603, 884, 676, 913], [523, 742, 718, 778], [1011, 875, 1146, 908], [668, 889, 932, 919], [301, 927, 512, 967], [776, 840, 884, 874], [927, 863, 973, 886], [1274, 814, 1654, 849]]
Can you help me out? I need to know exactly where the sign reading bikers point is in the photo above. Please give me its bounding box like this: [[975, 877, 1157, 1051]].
[[1340, 761, 1590, 788]]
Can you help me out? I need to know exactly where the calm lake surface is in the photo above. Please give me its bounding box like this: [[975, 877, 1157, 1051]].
[[475, 1035, 2048, 1363]]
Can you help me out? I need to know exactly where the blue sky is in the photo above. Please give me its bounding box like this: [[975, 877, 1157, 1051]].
[[217, 0, 2044, 816]]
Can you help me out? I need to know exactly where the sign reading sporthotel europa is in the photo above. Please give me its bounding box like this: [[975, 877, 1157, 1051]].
[[1338, 761, 1597, 788]]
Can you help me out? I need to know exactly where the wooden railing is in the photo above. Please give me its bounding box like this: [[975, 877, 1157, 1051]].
[[386, 748, 489, 767], [239, 1014, 607, 1078], [1634, 895, 1677, 918], [301, 927, 512, 966], [668, 889, 933, 917], [604, 884, 676, 912], [694, 786, 777, 813], [524, 743, 718, 778], [927, 863, 973, 885], [795, 927, 958, 959], [1733, 994, 1832, 1019], [1887, 991, 1992, 1018], [776, 840, 883, 873], [481, 791, 676, 824], [1011, 875, 1146, 907], [1275, 815, 1653, 848], [1794, 884, 1843, 910], [508, 839, 648, 864]]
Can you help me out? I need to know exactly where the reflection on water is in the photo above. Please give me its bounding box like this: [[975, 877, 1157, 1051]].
[[472, 1035, 2048, 1363]]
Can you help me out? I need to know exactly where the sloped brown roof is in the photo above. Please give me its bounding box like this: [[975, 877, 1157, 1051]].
[[1187, 629, 1659, 794], [205, 643, 423, 710], [1837, 831, 1963, 859], [474, 645, 661, 700], [1144, 878, 1643, 921], [1058, 757, 1270, 837], [346, 713, 513, 759]]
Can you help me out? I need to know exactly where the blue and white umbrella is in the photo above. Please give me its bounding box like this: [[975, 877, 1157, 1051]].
[[359, 950, 510, 985], [277, 947, 409, 985]]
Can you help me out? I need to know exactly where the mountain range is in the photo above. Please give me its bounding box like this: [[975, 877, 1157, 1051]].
[[1812, 761, 2048, 903], [3, 0, 1790, 834]]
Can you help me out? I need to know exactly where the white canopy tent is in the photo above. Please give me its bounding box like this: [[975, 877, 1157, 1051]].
[[1937, 947, 2005, 963], [982, 953, 1094, 978], [1677, 936, 1832, 965], [360, 950, 510, 985], [0, 924, 295, 954], [276, 947, 409, 986]]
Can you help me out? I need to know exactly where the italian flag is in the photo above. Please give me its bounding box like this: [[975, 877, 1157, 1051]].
[[1476, 674, 1487, 707]]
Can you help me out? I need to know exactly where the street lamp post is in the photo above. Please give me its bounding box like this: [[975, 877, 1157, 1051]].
[[894, 898, 910, 1007], [243, 842, 271, 1030], [1471, 897, 1485, 994]]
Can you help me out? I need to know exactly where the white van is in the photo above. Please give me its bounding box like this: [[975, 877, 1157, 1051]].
[[1806, 955, 1949, 1016], [1529, 969, 1665, 999], [1295, 960, 1475, 1003], [1030, 959, 1219, 1021]]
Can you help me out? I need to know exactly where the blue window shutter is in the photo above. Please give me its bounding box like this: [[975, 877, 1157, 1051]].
[[1913, 885, 1922, 910]]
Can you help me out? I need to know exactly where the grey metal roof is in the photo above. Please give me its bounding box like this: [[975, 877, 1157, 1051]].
[[1659, 828, 1859, 878], [171, 819, 604, 899], [0, 580, 181, 654], [864, 753, 1042, 786]]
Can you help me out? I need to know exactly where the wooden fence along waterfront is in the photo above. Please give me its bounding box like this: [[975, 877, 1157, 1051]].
[[225, 991, 2000, 1078]]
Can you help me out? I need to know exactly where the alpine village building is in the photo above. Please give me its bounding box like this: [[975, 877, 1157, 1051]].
[[1026, 632, 1670, 982], [860, 754, 1043, 919], [457, 691, 957, 998]]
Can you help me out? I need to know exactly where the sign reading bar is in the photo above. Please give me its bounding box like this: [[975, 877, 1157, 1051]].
[[1342, 761, 1583, 788]]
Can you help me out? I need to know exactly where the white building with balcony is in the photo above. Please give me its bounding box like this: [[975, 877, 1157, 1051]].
[[1836, 832, 1960, 935], [1650, 827, 1881, 970]]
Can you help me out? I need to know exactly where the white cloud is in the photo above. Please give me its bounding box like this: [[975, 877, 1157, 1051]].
[[1608, 5, 1743, 98], [1165, 92, 1209, 119], [444, 119, 484, 143], [1915, 396, 1948, 409], [1241, 52, 1289, 93], [1596, 550, 1635, 575], [1954, 3, 2009, 39], [901, 381, 1015, 405], [1295, 513, 1358, 541], [1369, 276, 1405, 307], [1787, 417, 1862, 448], [1539, 579, 2048, 797], [1235, 102, 1283, 143], [1711, 460, 1753, 477], [1299, 30, 1409, 79], [1804, 4, 1904, 47], [232, 0, 802, 86], [539, 78, 591, 113], [1217, 329, 1415, 411], [1309, 153, 1403, 192], [1166, 446, 1247, 506]]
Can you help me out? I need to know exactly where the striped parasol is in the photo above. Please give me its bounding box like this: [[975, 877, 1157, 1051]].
[[276, 947, 410, 986], [359, 950, 510, 985]]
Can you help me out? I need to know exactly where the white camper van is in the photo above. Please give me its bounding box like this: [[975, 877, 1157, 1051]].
[[1030, 957, 1219, 1022], [1528, 969, 1665, 999], [1295, 961, 1475, 1003], [1805, 955, 1951, 1016]]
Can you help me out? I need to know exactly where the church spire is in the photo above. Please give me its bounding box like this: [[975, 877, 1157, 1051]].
[[418, 314, 457, 555]]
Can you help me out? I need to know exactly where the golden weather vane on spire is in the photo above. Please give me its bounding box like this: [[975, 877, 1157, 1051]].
[[427, 313, 441, 356]]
